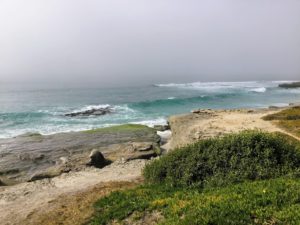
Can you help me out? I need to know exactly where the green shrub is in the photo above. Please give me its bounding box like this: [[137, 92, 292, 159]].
[[143, 131, 300, 187]]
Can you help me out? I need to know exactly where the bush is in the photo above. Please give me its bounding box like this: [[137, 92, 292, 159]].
[[143, 131, 300, 187]]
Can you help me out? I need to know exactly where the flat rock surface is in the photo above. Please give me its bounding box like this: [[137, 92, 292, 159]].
[[0, 125, 160, 183]]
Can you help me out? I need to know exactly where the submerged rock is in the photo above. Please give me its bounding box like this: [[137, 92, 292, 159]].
[[65, 107, 112, 117]]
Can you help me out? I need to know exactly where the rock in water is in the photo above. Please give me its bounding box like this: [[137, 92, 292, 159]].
[[65, 107, 112, 117], [87, 149, 107, 168], [279, 82, 300, 88]]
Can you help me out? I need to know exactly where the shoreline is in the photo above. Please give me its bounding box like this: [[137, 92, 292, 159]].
[[0, 104, 299, 224], [0, 102, 298, 141]]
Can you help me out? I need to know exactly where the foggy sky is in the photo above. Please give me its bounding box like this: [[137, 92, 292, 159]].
[[0, 0, 300, 87]]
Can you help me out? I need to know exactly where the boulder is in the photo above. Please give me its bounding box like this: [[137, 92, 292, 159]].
[[0, 179, 5, 186], [87, 149, 107, 168]]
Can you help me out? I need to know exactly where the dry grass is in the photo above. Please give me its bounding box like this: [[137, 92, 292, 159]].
[[23, 180, 142, 225], [277, 120, 300, 137], [263, 107, 300, 138]]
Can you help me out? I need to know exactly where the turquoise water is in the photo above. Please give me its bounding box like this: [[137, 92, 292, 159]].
[[0, 81, 299, 138]]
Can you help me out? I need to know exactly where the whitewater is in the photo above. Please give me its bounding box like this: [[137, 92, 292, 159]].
[[0, 81, 299, 138]]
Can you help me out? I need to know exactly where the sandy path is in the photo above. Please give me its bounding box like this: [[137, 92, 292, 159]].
[[169, 108, 300, 149], [0, 159, 147, 225]]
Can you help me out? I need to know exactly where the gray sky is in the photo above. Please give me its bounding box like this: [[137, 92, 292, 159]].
[[0, 0, 299, 87]]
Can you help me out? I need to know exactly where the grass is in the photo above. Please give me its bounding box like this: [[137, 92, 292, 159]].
[[90, 177, 300, 225], [263, 107, 300, 137], [88, 131, 300, 225], [83, 124, 154, 134]]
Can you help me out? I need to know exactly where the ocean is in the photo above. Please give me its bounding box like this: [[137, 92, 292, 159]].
[[0, 81, 299, 139]]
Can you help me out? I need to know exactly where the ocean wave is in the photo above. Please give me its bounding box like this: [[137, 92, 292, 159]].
[[154, 81, 279, 93], [71, 104, 111, 113], [250, 87, 266, 93], [66, 104, 136, 115], [132, 118, 168, 127]]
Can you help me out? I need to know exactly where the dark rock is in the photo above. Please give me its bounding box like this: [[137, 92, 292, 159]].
[[191, 109, 214, 115], [153, 124, 170, 131], [86, 149, 107, 168], [269, 106, 280, 109], [65, 107, 112, 117], [279, 82, 300, 88], [0, 179, 5, 186]]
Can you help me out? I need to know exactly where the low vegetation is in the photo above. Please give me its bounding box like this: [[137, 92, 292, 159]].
[[89, 131, 300, 225], [90, 178, 300, 225], [83, 124, 154, 134], [263, 106, 300, 137], [144, 131, 300, 187]]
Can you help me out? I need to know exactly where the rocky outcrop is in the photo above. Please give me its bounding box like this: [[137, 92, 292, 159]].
[[0, 124, 160, 183], [100, 142, 161, 162], [168, 111, 214, 149], [65, 107, 112, 117], [279, 82, 300, 88]]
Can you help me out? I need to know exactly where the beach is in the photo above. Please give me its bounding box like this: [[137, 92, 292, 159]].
[[1, 104, 299, 224]]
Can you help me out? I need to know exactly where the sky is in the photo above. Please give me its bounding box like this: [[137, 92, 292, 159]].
[[0, 0, 299, 87]]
